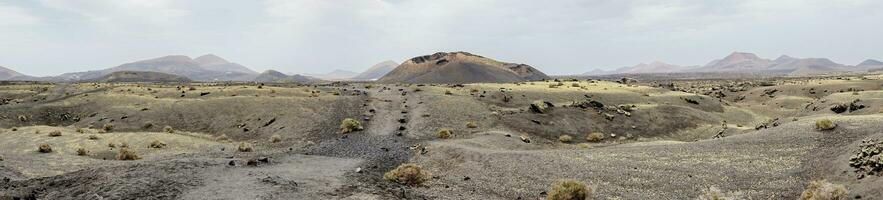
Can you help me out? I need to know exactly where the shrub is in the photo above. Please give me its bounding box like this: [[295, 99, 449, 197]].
[[546, 180, 592, 200], [586, 132, 605, 142], [577, 143, 591, 149], [696, 186, 743, 200], [466, 122, 478, 128], [571, 83, 580, 87], [383, 163, 430, 186], [559, 135, 573, 143], [149, 140, 166, 148], [108, 142, 116, 148], [38, 144, 52, 153], [120, 142, 129, 148], [88, 135, 100, 140], [102, 123, 114, 132], [437, 129, 453, 139], [117, 147, 140, 160], [238, 142, 253, 152], [815, 119, 836, 131], [48, 130, 62, 137], [340, 118, 364, 134], [444, 90, 453, 95], [799, 180, 847, 200], [163, 126, 174, 133], [270, 134, 282, 143], [76, 128, 86, 133], [76, 147, 88, 156]]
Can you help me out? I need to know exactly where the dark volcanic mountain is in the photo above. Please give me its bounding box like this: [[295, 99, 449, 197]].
[[254, 70, 319, 83], [352, 60, 399, 80], [0, 66, 26, 80], [58, 54, 259, 82], [91, 71, 191, 83], [378, 52, 549, 84]]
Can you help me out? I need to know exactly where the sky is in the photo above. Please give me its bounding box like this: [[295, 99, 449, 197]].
[[1, 0, 882, 76]]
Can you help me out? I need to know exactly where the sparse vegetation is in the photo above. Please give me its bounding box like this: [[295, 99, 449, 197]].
[[444, 90, 453, 95], [546, 179, 592, 200], [149, 140, 167, 148], [76, 128, 86, 133], [48, 130, 62, 137], [466, 121, 478, 128], [815, 119, 836, 131], [586, 132, 605, 142], [383, 163, 430, 186], [339, 118, 364, 133], [163, 126, 175, 133], [117, 147, 140, 160], [88, 135, 100, 140], [17, 115, 28, 122], [102, 123, 114, 132], [108, 142, 116, 148], [530, 100, 554, 114], [437, 129, 453, 139], [38, 144, 52, 153], [559, 135, 573, 143], [270, 134, 282, 143], [799, 180, 847, 200], [238, 142, 253, 152], [76, 147, 88, 156]]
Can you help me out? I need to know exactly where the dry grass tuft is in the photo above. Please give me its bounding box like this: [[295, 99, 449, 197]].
[[163, 126, 175, 133], [383, 163, 430, 186], [238, 142, 253, 152], [799, 180, 848, 200], [269, 134, 282, 143], [586, 132, 605, 142], [436, 129, 454, 139], [340, 118, 364, 134], [76, 147, 88, 156], [38, 144, 52, 153], [48, 130, 62, 137], [559, 135, 573, 143], [815, 119, 837, 131], [116, 147, 140, 160], [149, 140, 167, 148], [546, 179, 592, 200], [466, 122, 478, 128], [102, 123, 114, 133]]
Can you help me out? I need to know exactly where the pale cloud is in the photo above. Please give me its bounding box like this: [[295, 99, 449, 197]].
[[1, 0, 882, 76], [0, 2, 40, 27]]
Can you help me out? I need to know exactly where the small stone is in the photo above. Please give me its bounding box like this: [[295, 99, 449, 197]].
[[355, 167, 363, 173], [228, 160, 236, 166]]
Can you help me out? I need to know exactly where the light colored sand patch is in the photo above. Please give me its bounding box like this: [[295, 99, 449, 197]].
[[0, 126, 225, 178]]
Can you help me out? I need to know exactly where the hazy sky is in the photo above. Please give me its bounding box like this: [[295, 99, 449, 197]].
[[1, 0, 882, 76]]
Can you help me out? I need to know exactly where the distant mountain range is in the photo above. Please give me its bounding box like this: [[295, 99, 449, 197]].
[[584, 52, 881, 76], [254, 70, 320, 83], [305, 69, 359, 81], [352, 60, 398, 80], [0, 66, 27, 80]]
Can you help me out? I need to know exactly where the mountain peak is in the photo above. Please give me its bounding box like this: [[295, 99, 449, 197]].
[[858, 59, 883, 66], [774, 55, 798, 63], [194, 54, 231, 66], [723, 52, 762, 61], [0, 66, 26, 80]]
